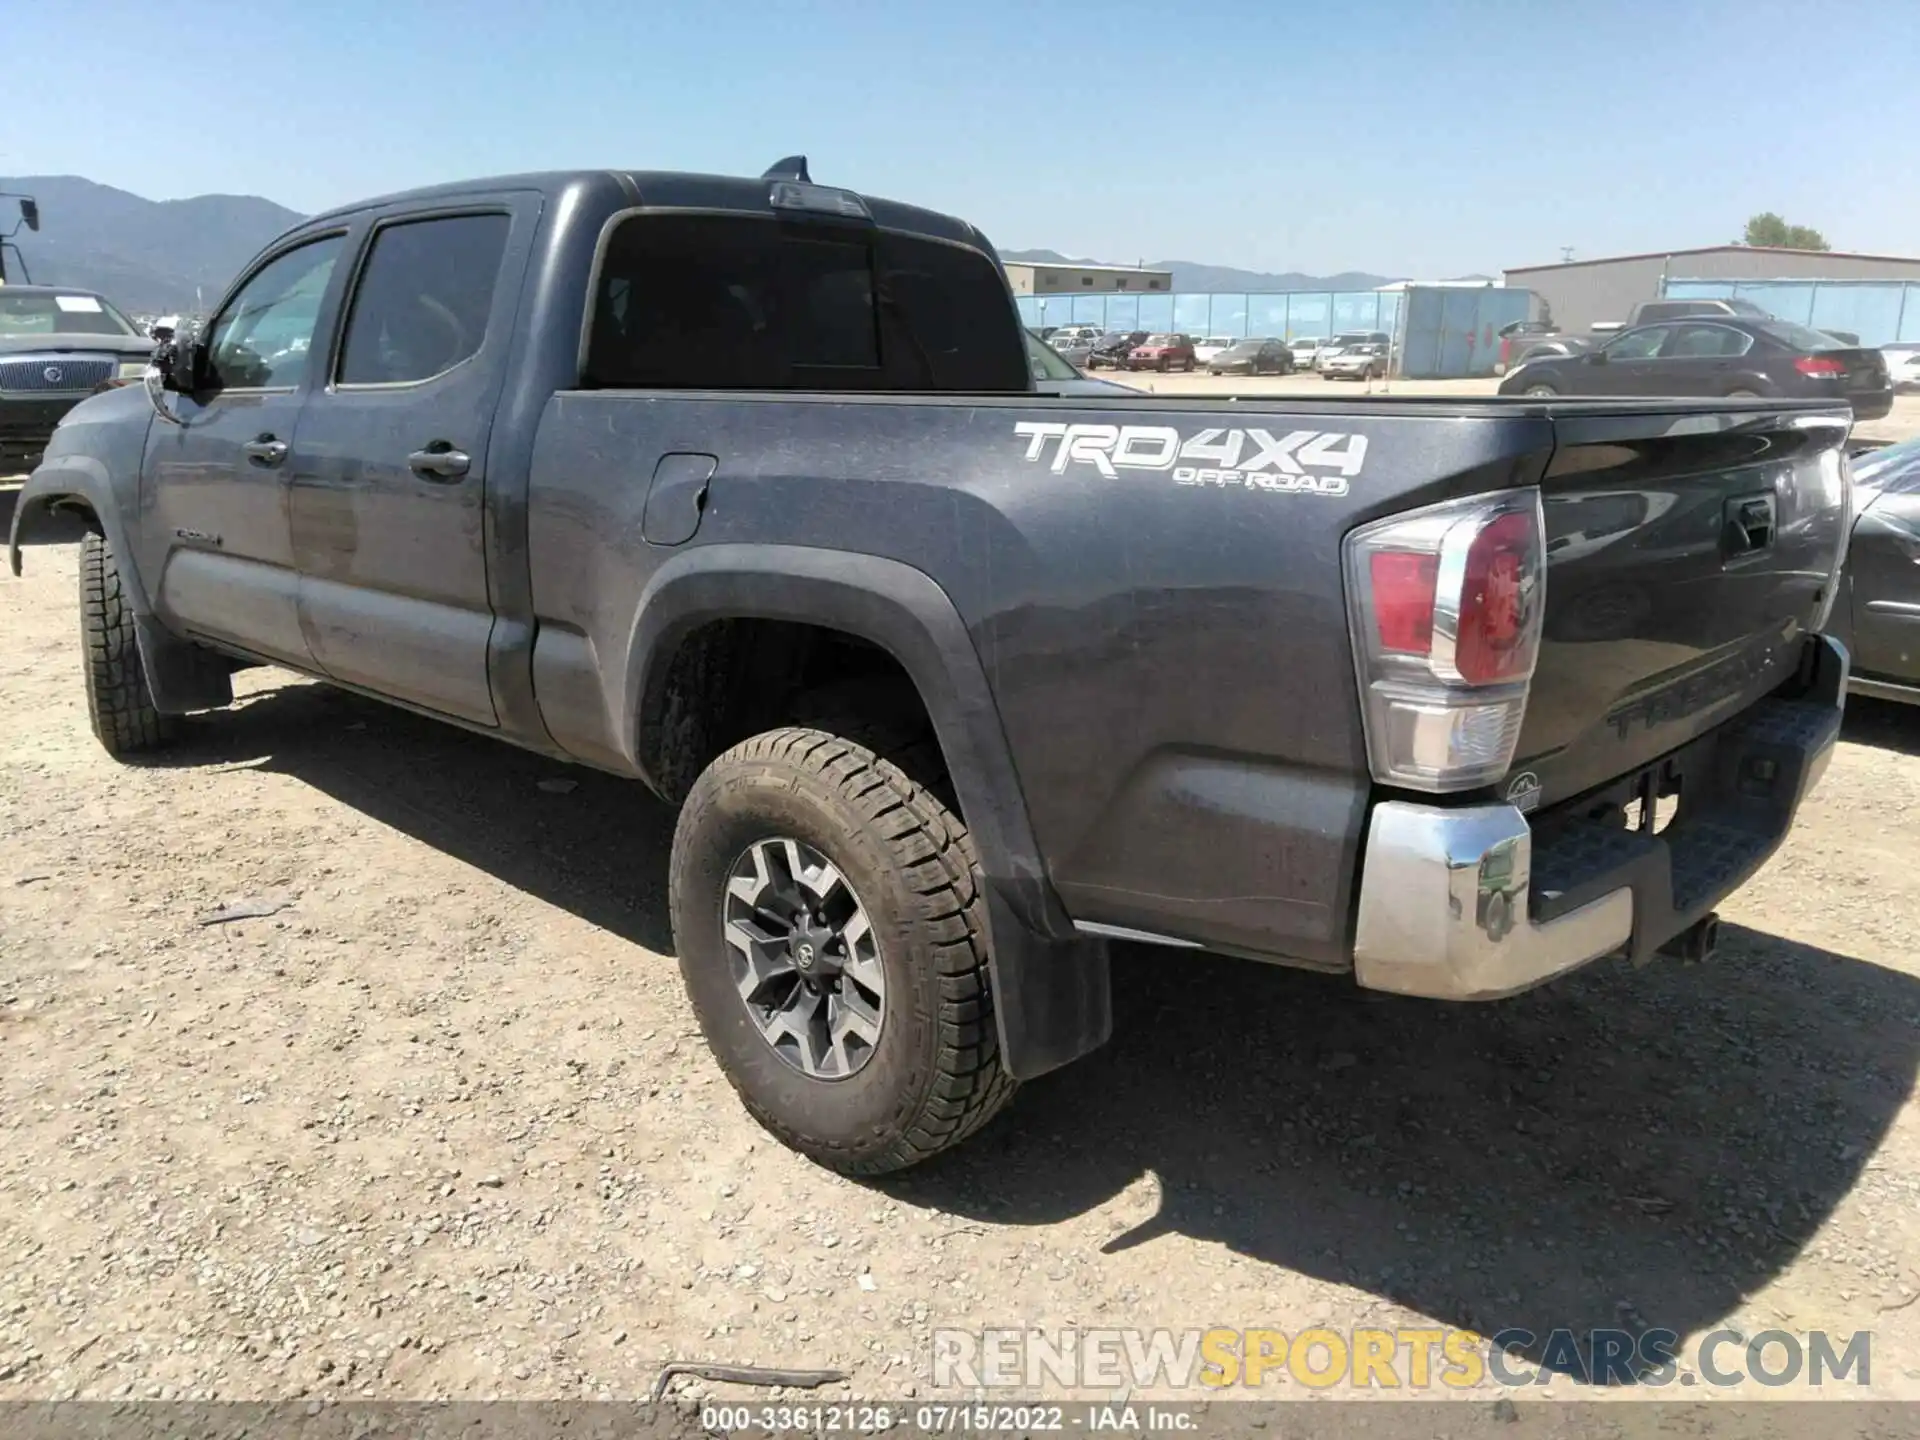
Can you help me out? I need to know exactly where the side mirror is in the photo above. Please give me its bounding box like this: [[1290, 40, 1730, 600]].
[[18, 198, 39, 232], [1584, 349, 1608, 365], [152, 323, 206, 395]]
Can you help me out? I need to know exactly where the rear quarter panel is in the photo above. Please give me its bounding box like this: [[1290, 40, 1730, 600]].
[[527, 393, 1557, 969]]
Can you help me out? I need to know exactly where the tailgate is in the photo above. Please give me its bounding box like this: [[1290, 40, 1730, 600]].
[[1514, 405, 1852, 809]]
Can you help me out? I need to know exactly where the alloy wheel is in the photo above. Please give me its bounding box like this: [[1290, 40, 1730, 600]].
[[723, 836, 886, 1080]]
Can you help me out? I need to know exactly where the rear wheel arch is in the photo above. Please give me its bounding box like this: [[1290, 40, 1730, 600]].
[[625, 545, 1111, 1081]]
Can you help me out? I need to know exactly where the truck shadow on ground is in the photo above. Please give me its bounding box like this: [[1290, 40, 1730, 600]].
[[151, 676, 681, 956], [1841, 694, 1920, 758], [159, 675, 1920, 1386], [897, 934, 1920, 1384]]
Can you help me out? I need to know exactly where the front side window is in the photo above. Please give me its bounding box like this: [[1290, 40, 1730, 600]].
[[207, 236, 345, 390], [1603, 326, 1669, 361], [584, 213, 1026, 392], [338, 213, 510, 386]]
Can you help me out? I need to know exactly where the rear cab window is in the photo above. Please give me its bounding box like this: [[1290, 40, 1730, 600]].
[[583, 213, 1028, 392]]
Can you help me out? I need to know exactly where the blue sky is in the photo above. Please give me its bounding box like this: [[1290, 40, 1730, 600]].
[[6, 0, 1916, 277]]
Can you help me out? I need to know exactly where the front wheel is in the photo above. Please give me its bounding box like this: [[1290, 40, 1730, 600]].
[[79, 529, 178, 757], [1726, 387, 1762, 399], [1523, 382, 1559, 397], [669, 722, 1016, 1174]]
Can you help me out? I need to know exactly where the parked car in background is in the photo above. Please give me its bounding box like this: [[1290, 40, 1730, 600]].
[[1046, 330, 1095, 368], [1046, 324, 1104, 347], [1125, 333, 1196, 371], [1288, 336, 1327, 371], [1316, 330, 1390, 373], [1, 286, 155, 473], [1084, 330, 1148, 369], [1498, 317, 1893, 418], [1193, 335, 1237, 365], [1206, 337, 1294, 376], [1882, 344, 1920, 392], [1321, 341, 1388, 380], [1510, 333, 1597, 365], [1025, 329, 1136, 396], [1627, 297, 1774, 327], [1832, 434, 1920, 707], [1496, 319, 1558, 375]]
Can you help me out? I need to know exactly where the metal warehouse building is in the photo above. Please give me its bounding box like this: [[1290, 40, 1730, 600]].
[[1002, 260, 1172, 296], [1503, 245, 1920, 335]]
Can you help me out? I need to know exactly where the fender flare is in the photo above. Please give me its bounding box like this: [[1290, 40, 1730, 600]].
[[624, 543, 1112, 1080], [9, 455, 130, 578], [7, 459, 232, 713]]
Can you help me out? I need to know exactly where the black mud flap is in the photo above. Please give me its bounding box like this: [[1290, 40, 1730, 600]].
[[982, 890, 1113, 1080]]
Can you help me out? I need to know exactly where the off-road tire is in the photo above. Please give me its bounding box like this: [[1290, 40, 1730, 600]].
[[669, 710, 1016, 1175], [79, 529, 177, 757]]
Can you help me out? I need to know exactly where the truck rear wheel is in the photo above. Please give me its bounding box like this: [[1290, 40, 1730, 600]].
[[669, 719, 1015, 1174], [79, 529, 178, 757]]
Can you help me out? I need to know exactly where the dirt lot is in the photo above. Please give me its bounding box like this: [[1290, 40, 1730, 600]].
[[4, 531, 1920, 1415]]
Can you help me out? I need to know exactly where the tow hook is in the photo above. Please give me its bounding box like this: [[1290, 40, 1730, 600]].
[[1659, 912, 1721, 965]]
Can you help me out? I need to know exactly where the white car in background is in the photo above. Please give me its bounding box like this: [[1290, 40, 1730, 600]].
[[1193, 335, 1237, 365], [1288, 336, 1326, 371], [1883, 344, 1920, 392]]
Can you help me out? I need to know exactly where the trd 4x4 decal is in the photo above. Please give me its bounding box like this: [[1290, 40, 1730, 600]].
[[1013, 423, 1367, 497]]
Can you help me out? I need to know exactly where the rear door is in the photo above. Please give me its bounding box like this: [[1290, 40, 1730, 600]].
[[1656, 321, 1753, 393], [144, 231, 351, 665], [287, 199, 533, 726]]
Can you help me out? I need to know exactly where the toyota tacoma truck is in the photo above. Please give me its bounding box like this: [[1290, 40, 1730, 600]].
[[8, 161, 1854, 1174]]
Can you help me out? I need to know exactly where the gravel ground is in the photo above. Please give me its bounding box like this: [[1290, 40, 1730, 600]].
[[3, 537, 1920, 1418]]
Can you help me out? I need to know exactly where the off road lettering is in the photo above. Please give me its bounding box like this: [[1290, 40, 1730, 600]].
[[1014, 422, 1367, 495]]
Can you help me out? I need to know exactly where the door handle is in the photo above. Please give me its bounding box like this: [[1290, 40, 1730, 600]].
[[408, 444, 471, 481], [241, 436, 288, 467]]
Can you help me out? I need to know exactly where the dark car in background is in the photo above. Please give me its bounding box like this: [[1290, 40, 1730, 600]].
[[1835, 435, 1920, 707], [1206, 337, 1293, 375], [1125, 332, 1196, 371], [1498, 317, 1893, 419], [1084, 331, 1148, 369], [1, 286, 154, 473]]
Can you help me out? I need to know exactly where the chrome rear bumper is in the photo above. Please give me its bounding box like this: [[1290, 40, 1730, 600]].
[[1352, 636, 1846, 1001]]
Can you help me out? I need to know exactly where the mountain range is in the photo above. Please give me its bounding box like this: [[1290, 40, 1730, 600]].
[[998, 248, 1405, 294], [1, 176, 305, 314], [0, 177, 1422, 314]]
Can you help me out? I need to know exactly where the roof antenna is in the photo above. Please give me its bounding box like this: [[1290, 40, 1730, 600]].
[[762, 155, 811, 183]]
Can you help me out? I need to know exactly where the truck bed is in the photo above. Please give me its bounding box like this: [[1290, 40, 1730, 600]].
[[525, 388, 1852, 970]]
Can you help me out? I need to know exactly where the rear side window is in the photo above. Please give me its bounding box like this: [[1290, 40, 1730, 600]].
[[583, 214, 1027, 392], [338, 214, 511, 386], [1666, 324, 1754, 358]]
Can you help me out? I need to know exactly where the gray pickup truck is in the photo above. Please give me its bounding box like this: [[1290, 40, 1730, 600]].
[[9, 160, 1855, 1174]]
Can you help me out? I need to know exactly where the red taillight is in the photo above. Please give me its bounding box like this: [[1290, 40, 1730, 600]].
[[1342, 489, 1546, 792], [1454, 510, 1535, 684], [1794, 355, 1845, 377], [1499, 337, 1513, 366], [1369, 551, 1438, 653]]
